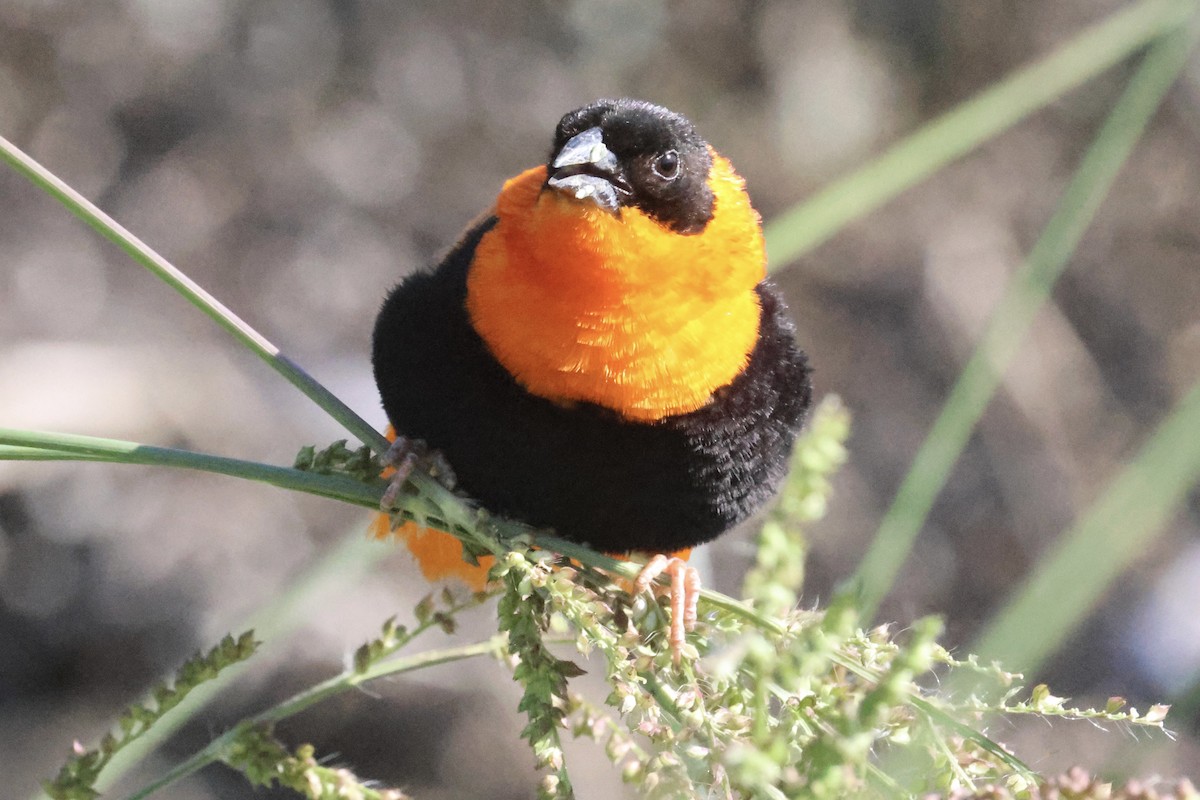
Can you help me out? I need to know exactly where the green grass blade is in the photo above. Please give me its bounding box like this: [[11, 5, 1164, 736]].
[[0, 428, 792, 642], [0, 446, 113, 463], [851, 22, 1199, 619], [0, 428, 381, 508], [0, 130, 513, 543], [0, 133, 388, 456], [971, 378, 1200, 674], [764, 0, 1198, 266]]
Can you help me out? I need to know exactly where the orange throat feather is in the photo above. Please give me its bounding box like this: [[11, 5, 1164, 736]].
[[465, 152, 766, 422]]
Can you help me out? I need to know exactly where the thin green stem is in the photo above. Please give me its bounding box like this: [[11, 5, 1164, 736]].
[[863, 762, 905, 798], [823, 649, 1036, 779], [909, 696, 1035, 779], [920, 711, 976, 788], [641, 672, 687, 730], [0, 428, 797, 641], [0, 133, 388, 456], [271, 633, 508, 724], [0, 431, 516, 568], [851, 22, 1199, 619], [0, 428, 381, 508], [763, 0, 1198, 265], [121, 635, 507, 800], [970, 378, 1200, 675], [0, 445, 112, 462]]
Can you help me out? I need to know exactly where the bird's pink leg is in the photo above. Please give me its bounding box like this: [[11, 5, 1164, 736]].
[[634, 554, 701, 662]]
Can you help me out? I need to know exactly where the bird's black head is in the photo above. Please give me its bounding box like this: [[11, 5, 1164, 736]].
[[545, 98, 715, 235]]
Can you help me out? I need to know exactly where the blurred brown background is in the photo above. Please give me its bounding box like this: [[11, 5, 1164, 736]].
[[2, 1, 1199, 797]]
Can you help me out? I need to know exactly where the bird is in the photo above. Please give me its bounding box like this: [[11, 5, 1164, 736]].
[[370, 98, 812, 656]]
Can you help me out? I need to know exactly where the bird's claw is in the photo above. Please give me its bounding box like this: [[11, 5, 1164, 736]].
[[634, 554, 701, 663], [379, 436, 457, 512]]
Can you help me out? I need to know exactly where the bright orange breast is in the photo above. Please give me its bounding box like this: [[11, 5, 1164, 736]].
[[466, 153, 765, 422]]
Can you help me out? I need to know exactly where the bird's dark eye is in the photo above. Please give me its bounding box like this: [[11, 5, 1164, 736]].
[[652, 150, 680, 180]]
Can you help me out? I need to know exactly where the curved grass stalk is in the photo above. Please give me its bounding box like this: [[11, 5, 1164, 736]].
[[851, 21, 1199, 618], [0, 428, 380, 507], [971, 378, 1200, 675], [763, 0, 1198, 266], [0, 428, 799, 641], [0, 133, 388, 457], [120, 635, 507, 800]]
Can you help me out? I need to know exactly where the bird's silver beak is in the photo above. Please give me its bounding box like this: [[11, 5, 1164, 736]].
[[546, 127, 628, 213]]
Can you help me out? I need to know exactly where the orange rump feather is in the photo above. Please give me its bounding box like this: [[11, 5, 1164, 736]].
[[371, 427, 493, 591]]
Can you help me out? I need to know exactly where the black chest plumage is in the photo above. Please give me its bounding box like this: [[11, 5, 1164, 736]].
[[371, 218, 812, 554]]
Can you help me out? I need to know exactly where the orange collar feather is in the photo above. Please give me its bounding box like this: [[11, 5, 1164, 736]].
[[466, 152, 765, 422]]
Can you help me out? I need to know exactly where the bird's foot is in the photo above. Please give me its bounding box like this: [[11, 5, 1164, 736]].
[[634, 554, 700, 663], [379, 436, 457, 511]]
